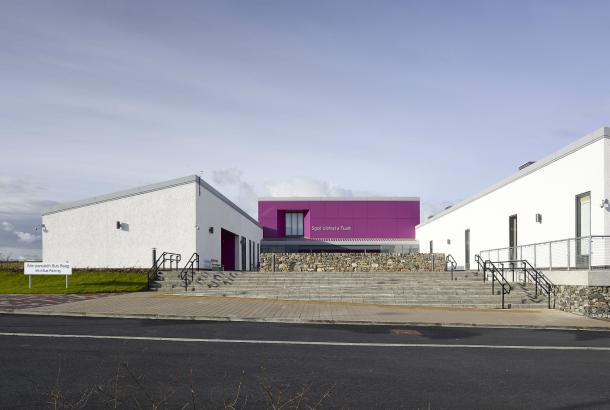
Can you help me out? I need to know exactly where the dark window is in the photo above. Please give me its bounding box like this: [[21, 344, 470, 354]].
[[509, 215, 517, 260], [465, 229, 470, 270], [285, 212, 304, 237]]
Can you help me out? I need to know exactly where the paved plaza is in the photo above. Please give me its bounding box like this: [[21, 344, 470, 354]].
[[2, 292, 609, 329]]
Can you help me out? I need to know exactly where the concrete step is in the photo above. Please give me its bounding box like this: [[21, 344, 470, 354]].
[[151, 270, 549, 309]]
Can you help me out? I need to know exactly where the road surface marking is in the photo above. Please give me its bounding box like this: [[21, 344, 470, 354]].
[[1, 332, 610, 351]]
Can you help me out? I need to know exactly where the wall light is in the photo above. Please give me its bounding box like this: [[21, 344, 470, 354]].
[[600, 199, 609, 209], [535, 214, 542, 223], [209, 227, 214, 234], [116, 221, 122, 229]]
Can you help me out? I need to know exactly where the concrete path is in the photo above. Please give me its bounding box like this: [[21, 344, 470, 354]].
[[2, 292, 610, 329]]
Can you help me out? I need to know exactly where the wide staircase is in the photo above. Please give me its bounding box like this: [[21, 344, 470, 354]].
[[152, 269, 548, 309], [148, 252, 552, 309]]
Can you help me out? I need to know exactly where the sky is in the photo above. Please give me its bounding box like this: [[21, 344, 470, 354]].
[[1, 1, 610, 259]]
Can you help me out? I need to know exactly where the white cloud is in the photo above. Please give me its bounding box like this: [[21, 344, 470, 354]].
[[0, 176, 55, 215], [1, 221, 14, 232], [14, 231, 41, 244], [1, 219, 41, 244], [420, 200, 458, 221], [209, 170, 356, 218], [265, 177, 353, 197], [211, 168, 258, 217]]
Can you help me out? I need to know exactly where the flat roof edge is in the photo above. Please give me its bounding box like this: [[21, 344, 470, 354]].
[[258, 196, 420, 202], [261, 238, 418, 244], [417, 126, 610, 228]]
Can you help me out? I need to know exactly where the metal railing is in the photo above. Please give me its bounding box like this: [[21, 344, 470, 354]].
[[179, 252, 199, 291], [479, 236, 610, 271], [147, 251, 181, 289], [474, 255, 485, 272], [489, 259, 553, 308], [445, 254, 457, 279], [483, 260, 512, 309]]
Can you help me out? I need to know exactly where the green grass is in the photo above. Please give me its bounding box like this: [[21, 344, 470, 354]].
[[0, 271, 148, 294]]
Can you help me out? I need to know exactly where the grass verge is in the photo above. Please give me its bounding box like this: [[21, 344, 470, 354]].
[[0, 271, 148, 294]]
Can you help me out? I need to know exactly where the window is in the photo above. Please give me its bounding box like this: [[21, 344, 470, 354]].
[[576, 192, 591, 262], [285, 212, 304, 237]]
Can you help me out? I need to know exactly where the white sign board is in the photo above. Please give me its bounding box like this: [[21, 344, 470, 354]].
[[24, 262, 72, 275]]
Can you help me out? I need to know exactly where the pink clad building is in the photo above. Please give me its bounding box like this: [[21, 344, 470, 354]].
[[258, 198, 420, 253]]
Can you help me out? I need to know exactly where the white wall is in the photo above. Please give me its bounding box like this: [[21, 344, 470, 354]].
[[43, 183, 197, 268], [195, 182, 262, 270], [416, 135, 608, 269]]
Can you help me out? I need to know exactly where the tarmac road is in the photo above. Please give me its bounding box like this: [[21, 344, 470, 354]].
[[1, 314, 610, 409]]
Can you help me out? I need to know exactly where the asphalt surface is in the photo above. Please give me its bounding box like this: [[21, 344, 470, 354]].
[[1, 314, 610, 409]]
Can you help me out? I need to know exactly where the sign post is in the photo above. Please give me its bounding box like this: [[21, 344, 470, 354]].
[[24, 263, 72, 289]]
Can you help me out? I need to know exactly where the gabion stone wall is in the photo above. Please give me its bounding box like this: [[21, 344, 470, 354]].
[[260, 253, 446, 273], [554, 285, 610, 319]]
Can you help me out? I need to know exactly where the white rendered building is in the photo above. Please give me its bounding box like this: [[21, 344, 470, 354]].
[[416, 127, 610, 284], [42, 175, 262, 270]]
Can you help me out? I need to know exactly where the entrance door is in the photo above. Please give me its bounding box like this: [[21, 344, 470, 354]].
[[221, 228, 236, 270], [464, 229, 470, 270], [576, 192, 591, 268], [509, 215, 517, 260]]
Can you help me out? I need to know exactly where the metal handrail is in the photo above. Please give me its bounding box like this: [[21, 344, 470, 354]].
[[479, 235, 610, 254], [146, 252, 182, 289], [520, 259, 553, 308], [179, 252, 199, 291], [474, 255, 484, 273], [483, 260, 512, 309], [446, 254, 457, 280], [481, 258, 554, 309], [479, 235, 610, 271]]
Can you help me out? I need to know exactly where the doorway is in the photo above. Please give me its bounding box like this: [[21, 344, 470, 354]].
[[509, 215, 517, 260], [221, 228, 237, 270], [464, 229, 470, 270]]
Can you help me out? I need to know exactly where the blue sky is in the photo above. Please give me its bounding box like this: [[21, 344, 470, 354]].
[[1, 1, 610, 259]]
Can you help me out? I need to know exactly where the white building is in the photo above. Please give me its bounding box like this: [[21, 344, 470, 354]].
[[416, 127, 610, 284], [42, 175, 262, 270]]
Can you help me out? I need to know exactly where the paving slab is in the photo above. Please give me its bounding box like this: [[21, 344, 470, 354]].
[[0, 293, 115, 309], [2, 292, 610, 330]]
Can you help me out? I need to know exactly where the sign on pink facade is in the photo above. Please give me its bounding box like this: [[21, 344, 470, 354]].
[[258, 199, 420, 240]]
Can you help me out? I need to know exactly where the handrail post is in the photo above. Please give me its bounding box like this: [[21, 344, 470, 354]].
[[501, 288, 505, 309], [588, 236, 592, 271]]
